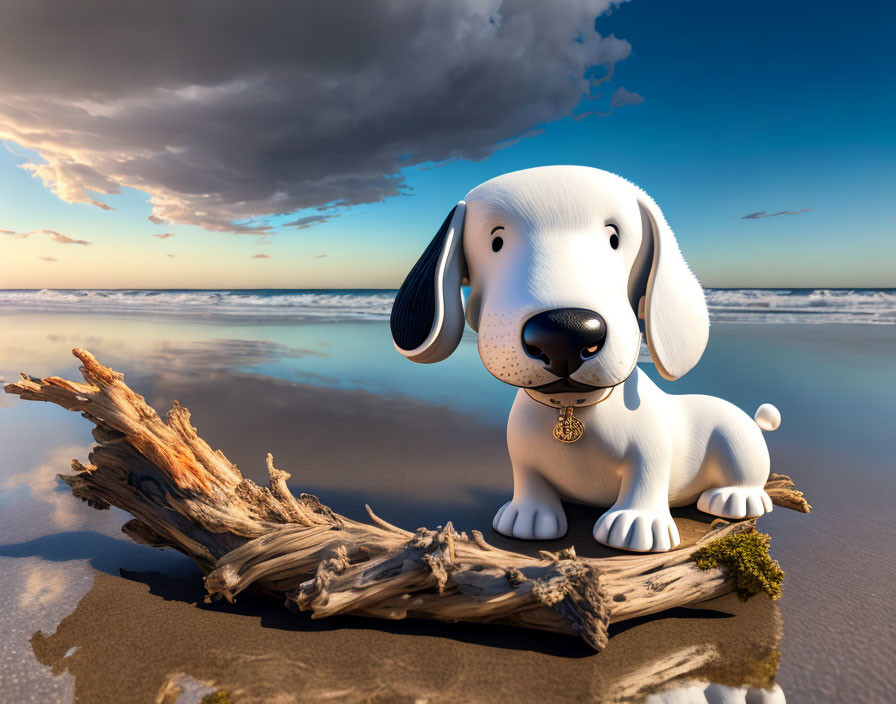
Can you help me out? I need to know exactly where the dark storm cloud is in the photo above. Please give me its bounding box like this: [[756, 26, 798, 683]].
[[0, 1, 631, 232], [738, 209, 812, 220]]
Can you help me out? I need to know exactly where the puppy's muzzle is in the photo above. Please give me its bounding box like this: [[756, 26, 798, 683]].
[[521, 308, 607, 378]]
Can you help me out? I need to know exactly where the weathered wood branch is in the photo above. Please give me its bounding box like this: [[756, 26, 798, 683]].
[[3, 349, 809, 652]]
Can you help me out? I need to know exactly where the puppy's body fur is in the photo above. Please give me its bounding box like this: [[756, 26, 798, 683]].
[[498, 368, 771, 549], [390, 166, 779, 553]]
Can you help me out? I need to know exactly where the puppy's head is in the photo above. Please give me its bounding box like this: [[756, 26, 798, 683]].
[[390, 166, 709, 399]]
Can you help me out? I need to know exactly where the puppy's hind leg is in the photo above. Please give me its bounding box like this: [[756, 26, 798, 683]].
[[493, 464, 567, 540], [697, 485, 773, 519], [696, 423, 773, 519]]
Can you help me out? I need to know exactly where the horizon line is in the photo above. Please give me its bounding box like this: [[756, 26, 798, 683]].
[[1, 286, 894, 292]]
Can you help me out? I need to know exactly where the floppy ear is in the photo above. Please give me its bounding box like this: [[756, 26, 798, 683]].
[[390, 202, 467, 364], [635, 192, 709, 380]]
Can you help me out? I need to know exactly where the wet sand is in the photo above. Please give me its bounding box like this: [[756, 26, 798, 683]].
[[1, 316, 895, 701], [1, 372, 782, 704], [30, 571, 783, 703]]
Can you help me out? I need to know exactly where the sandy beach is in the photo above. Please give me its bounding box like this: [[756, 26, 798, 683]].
[[1, 0, 892, 699], [1, 302, 894, 702]]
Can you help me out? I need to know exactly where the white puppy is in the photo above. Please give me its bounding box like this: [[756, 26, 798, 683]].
[[390, 166, 779, 552]]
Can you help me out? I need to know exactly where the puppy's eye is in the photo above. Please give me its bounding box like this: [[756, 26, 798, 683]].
[[606, 224, 619, 250], [491, 225, 504, 252]]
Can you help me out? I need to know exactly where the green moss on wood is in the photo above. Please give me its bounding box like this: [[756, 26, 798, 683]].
[[201, 692, 235, 704], [693, 531, 784, 601]]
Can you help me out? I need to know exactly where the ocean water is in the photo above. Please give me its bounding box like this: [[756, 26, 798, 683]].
[[0, 290, 895, 702], [0, 287, 894, 324]]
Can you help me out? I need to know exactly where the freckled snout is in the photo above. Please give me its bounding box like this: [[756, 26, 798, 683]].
[[521, 308, 607, 377]]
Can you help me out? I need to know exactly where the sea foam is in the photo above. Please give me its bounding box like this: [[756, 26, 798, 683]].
[[0, 288, 893, 324]]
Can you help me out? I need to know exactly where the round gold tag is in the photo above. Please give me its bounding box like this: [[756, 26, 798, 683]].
[[553, 407, 584, 443]]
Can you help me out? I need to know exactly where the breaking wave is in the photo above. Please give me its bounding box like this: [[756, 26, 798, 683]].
[[704, 288, 896, 324], [0, 288, 893, 324], [0, 289, 396, 320]]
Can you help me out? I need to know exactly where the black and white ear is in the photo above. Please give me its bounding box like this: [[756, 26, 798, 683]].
[[636, 193, 709, 380], [390, 203, 466, 364]]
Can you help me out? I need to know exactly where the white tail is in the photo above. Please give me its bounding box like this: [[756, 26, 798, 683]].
[[754, 403, 781, 432]]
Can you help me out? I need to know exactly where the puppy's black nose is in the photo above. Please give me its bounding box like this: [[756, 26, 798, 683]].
[[521, 308, 607, 377]]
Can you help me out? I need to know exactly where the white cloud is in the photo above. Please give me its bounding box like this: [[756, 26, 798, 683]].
[[609, 85, 644, 109], [1, 227, 91, 245], [43, 229, 92, 246], [284, 214, 335, 229]]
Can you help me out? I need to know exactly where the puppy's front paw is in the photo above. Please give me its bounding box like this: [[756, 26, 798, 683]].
[[593, 507, 680, 552], [493, 499, 567, 540], [697, 486, 773, 519]]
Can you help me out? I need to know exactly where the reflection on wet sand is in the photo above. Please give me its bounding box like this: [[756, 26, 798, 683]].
[[31, 569, 784, 704], [3, 443, 95, 532], [7, 366, 787, 703], [0, 311, 514, 422], [4, 317, 896, 701], [5, 340, 788, 703], [646, 683, 784, 703]]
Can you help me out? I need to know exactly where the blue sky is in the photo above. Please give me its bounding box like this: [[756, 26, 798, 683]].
[[0, 0, 893, 289]]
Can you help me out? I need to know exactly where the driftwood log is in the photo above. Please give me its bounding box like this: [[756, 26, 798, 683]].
[[3, 349, 810, 652]]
